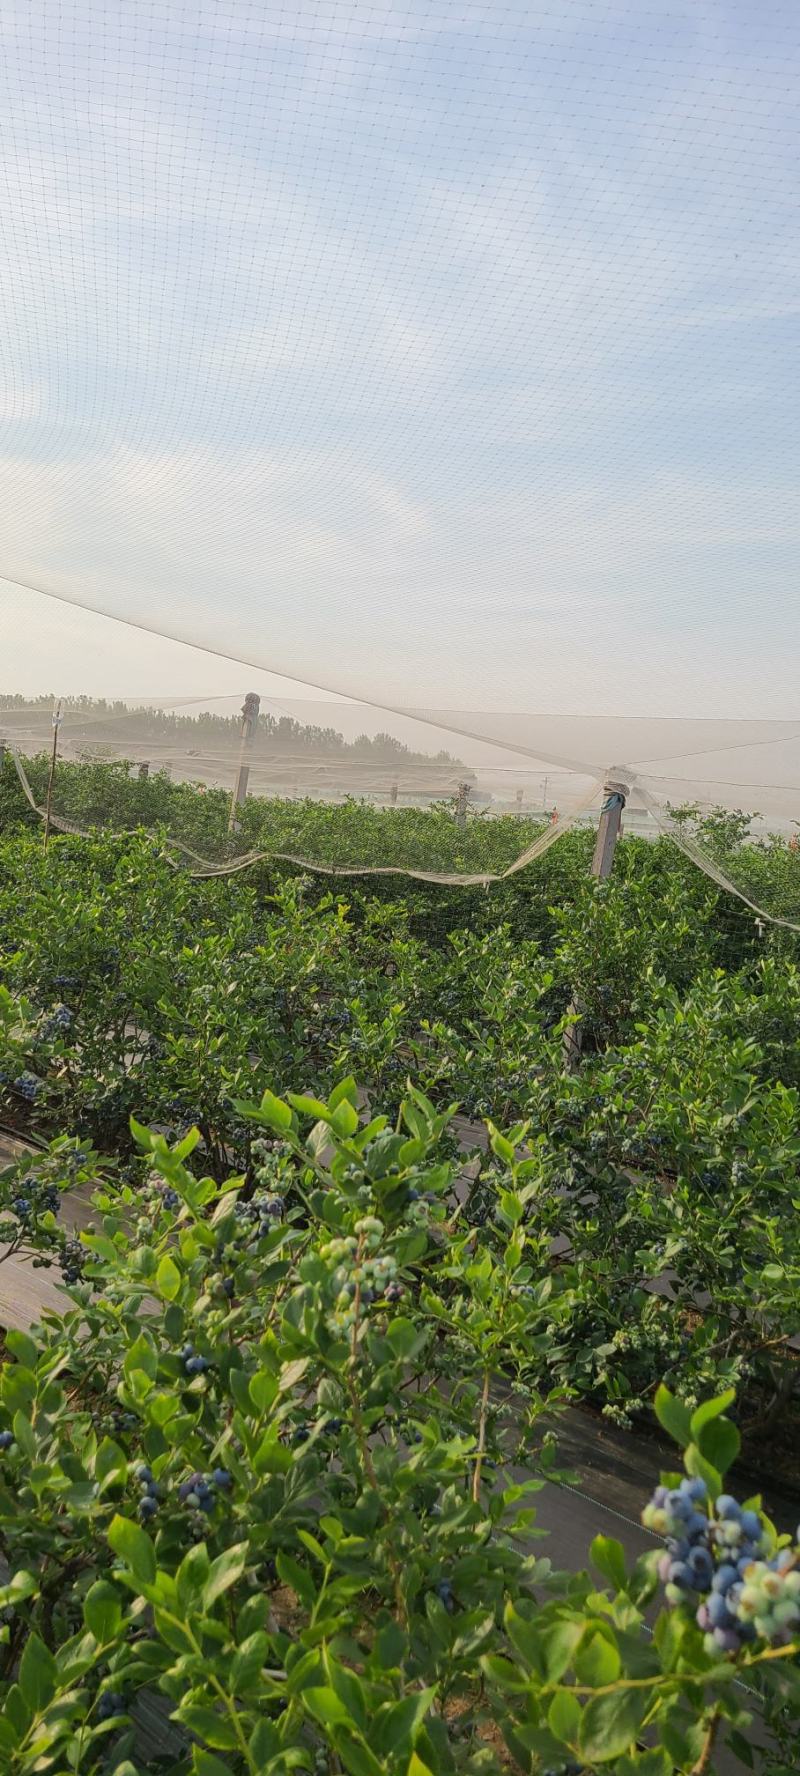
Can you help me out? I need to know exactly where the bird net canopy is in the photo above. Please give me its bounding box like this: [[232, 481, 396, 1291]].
[[0, 2, 799, 907]]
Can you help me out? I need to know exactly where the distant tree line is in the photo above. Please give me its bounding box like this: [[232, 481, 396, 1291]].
[[0, 695, 464, 768]]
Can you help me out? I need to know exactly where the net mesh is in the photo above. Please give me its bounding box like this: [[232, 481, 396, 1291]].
[[0, 2, 797, 910], [0, 1, 797, 713]]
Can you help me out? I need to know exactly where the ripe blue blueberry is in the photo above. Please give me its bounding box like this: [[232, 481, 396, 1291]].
[[0, 1431, 14, 1451], [716, 1496, 743, 1522], [97, 1691, 126, 1721], [138, 1496, 158, 1521], [135, 1463, 152, 1483]]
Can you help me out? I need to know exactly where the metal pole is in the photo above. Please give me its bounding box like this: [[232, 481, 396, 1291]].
[[43, 700, 62, 852], [564, 776, 628, 1068], [228, 692, 261, 832]]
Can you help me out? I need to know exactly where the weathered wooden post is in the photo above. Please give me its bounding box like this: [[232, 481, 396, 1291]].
[[43, 700, 62, 852], [228, 692, 261, 832], [390, 781, 398, 806], [138, 760, 150, 780], [590, 779, 627, 880], [454, 780, 470, 830], [563, 775, 628, 1067]]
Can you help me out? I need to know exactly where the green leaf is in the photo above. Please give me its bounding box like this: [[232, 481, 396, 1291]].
[[179, 1706, 239, 1750], [83, 1580, 123, 1643], [192, 1755, 234, 1776], [330, 1098, 359, 1137], [616, 1753, 671, 1776], [257, 1090, 293, 1131], [5, 1329, 38, 1369], [685, 1442, 723, 1502], [690, 1391, 736, 1439], [408, 1756, 435, 1776], [248, 1368, 277, 1413], [697, 1415, 740, 1476], [547, 1689, 582, 1745], [155, 1254, 181, 1300], [542, 1619, 586, 1683], [108, 1515, 157, 1586], [202, 1542, 249, 1612], [301, 1685, 352, 1726], [385, 1317, 420, 1358], [12, 1410, 36, 1459], [248, 1720, 279, 1763], [329, 1076, 357, 1111], [279, 1357, 309, 1392], [276, 1551, 316, 1611], [574, 1630, 621, 1687], [177, 1543, 211, 1612], [0, 1571, 38, 1610], [287, 1093, 331, 1122], [590, 1535, 627, 1592], [579, 1689, 649, 1763], [123, 1333, 157, 1381], [18, 1633, 57, 1713], [94, 1438, 128, 1486], [373, 1689, 436, 1756], [653, 1385, 692, 1449], [229, 1631, 270, 1692]]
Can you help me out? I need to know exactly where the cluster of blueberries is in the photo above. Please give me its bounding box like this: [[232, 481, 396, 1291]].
[[644, 1475, 800, 1655], [236, 1192, 285, 1239], [135, 1461, 233, 1522], [59, 1236, 85, 1286], [96, 1691, 127, 1722], [290, 1417, 342, 1446], [13, 1071, 39, 1102], [41, 1003, 73, 1040], [10, 1177, 60, 1222], [180, 1342, 212, 1378]]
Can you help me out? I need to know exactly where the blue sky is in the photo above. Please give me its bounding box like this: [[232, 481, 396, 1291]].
[[0, 0, 797, 719]]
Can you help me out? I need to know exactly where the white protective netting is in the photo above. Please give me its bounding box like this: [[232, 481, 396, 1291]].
[[0, 3, 797, 905]]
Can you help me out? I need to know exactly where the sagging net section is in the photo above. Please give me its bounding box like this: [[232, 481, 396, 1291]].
[[3, 694, 800, 924], [0, 694, 602, 883]]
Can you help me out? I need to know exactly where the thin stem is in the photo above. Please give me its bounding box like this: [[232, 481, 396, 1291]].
[[473, 1368, 491, 1502], [690, 1706, 721, 1775]]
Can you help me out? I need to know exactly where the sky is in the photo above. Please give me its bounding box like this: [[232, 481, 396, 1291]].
[[0, 0, 798, 724]]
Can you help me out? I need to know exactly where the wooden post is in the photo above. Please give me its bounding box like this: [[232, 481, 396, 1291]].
[[138, 760, 150, 780], [390, 781, 398, 806], [515, 786, 523, 811], [228, 692, 260, 832], [564, 776, 628, 1067], [43, 700, 62, 852], [454, 780, 470, 829], [590, 782, 627, 880]]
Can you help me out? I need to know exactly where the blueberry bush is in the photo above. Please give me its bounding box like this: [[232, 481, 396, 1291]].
[[2, 1081, 800, 1773], [1, 798, 800, 1451]]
